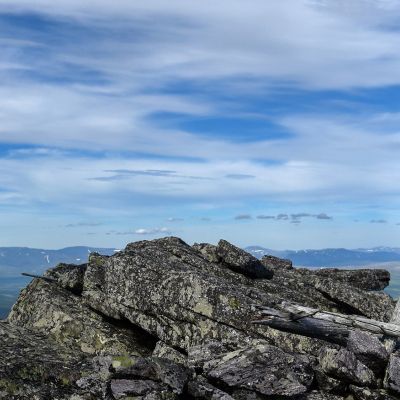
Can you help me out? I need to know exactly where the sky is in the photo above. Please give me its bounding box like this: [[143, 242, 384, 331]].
[[0, 0, 400, 250]]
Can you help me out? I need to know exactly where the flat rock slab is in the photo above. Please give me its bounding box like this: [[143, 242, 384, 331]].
[[204, 341, 314, 397]]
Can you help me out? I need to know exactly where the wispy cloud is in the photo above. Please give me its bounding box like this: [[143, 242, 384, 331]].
[[256, 215, 275, 220], [0, 1, 398, 248], [234, 214, 252, 220], [134, 227, 171, 235], [225, 174, 255, 180], [65, 222, 102, 228]]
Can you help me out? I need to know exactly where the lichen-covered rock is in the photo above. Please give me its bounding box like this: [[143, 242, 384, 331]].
[[319, 347, 376, 387], [44, 262, 86, 294], [346, 330, 389, 374], [153, 341, 187, 365], [308, 268, 390, 291], [260, 254, 293, 270], [203, 341, 314, 397], [0, 321, 91, 399], [8, 279, 154, 356], [272, 268, 394, 321], [349, 385, 395, 400], [193, 243, 220, 264], [187, 376, 234, 399], [384, 352, 400, 396], [111, 355, 189, 395], [315, 367, 348, 394], [302, 392, 345, 400], [216, 239, 274, 279]]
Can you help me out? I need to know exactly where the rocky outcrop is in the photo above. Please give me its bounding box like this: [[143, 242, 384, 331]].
[[2, 236, 398, 399]]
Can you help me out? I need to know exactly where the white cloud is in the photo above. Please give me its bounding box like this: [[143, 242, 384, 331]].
[[135, 227, 170, 235]]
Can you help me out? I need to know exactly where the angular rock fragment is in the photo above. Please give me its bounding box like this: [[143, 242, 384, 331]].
[[204, 341, 314, 397], [384, 351, 400, 396], [350, 385, 395, 400], [309, 268, 390, 291], [315, 367, 348, 394], [216, 239, 274, 279], [153, 341, 187, 365], [193, 243, 220, 263], [111, 379, 166, 399], [44, 262, 86, 294], [319, 347, 376, 387], [0, 321, 89, 399], [187, 376, 234, 399], [302, 391, 345, 400], [111, 355, 189, 395], [347, 330, 389, 373], [260, 254, 293, 270], [8, 279, 153, 356]]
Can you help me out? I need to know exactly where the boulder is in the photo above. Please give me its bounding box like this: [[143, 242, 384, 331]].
[[152, 341, 187, 365], [187, 376, 234, 399], [0, 321, 91, 399], [203, 341, 314, 397], [8, 279, 154, 356], [346, 330, 389, 374], [384, 352, 400, 396], [308, 268, 390, 291], [216, 239, 274, 279], [44, 262, 86, 294], [319, 347, 376, 387], [349, 385, 395, 400], [260, 254, 293, 270]]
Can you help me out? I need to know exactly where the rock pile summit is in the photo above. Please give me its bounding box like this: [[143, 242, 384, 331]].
[[1, 237, 399, 399]]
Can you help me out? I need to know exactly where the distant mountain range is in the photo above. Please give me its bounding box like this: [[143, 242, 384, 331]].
[[245, 246, 400, 268], [0, 246, 116, 277], [0, 244, 399, 278]]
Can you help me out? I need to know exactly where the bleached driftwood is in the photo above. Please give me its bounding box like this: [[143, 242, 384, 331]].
[[253, 302, 400, 345]]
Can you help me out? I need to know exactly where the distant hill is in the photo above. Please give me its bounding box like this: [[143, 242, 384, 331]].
[[245, 246, 400, 267], [0, 246, 117, 277]]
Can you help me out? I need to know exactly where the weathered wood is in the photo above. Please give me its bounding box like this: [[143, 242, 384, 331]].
[[384, 299, 400, 353], [21, 272, 56, 283], [253, 302, 400, 345]]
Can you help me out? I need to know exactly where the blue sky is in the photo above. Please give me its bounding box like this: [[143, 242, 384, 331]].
[[0, 0, 399, 249]]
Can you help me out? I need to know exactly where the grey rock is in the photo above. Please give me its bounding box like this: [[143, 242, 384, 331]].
[[347, 330, 389, 373], [188, 340, 233, 370], [319, 347, 376, 387], [0, 321, 91, 399], [44, 262, 86, 294], [315, 367, 348, 394], [204, 341, 314, 397], [111, 379, 165, 398], [260, 254, 293, 270], [384, 352, 400, 395], [216, 239, 274, 279], [350, 385, 396, 400], [302, 391, 345, 400], [153, 341, 187, 365], [152, 357, 189, 394], [193, 243, 220, 263], [8, 279, 153, 356], [309, 268, 390, 291], [111, 355, 189, 394], [187, 377, 234, 399]]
